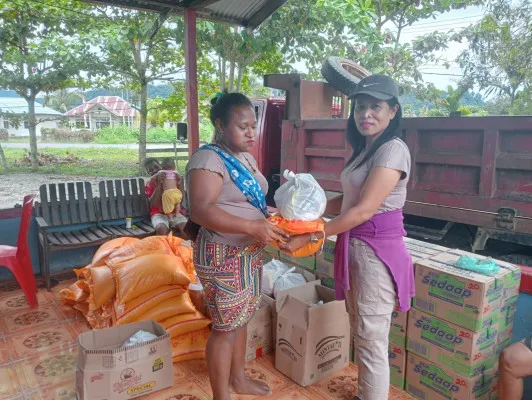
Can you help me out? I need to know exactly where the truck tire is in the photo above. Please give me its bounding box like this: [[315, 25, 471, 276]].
[[321, 57, 371, 97]]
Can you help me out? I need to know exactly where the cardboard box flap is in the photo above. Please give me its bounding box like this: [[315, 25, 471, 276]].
[[277, 295, 309, 329], [78, 320, 168, 353], [275, 280, 321, 312]]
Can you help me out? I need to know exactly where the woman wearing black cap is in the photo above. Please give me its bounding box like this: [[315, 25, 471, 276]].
[[281, 75, 414, 400]]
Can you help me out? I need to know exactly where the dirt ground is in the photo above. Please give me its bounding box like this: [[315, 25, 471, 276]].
[[0, 173, 121, 209]]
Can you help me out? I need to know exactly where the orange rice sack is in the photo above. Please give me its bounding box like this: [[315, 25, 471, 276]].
[[92, 237, 140, 267], [74, 266, 90, 278], [106, 236, 174, 267], [268, 216, 325, 257], [165, 234, 196, 281], [164, 233, 184, 254], [112, 253, 191, 304], [114, 287, 190, 326], [59, 281, 89, 304], [171, 326, 210, 363], [80, 303, 113, 330], [162, 311, 211, 338], [88, 265, 116, 309]]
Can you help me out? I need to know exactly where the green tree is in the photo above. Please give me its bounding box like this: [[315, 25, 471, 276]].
[[43, 89, 85, 113], [0, 0, 98, 169], [147, 98, 169, 127], [96, 8, 183, 173], [457, 0, 531, 107], [440, 79, 472, 114]]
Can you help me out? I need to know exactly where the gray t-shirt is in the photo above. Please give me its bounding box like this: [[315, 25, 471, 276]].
[[186, 149, 268, 246], [340, 138, 411, 214]]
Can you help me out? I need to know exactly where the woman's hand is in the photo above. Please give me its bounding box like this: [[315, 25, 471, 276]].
[[247, 219, 290, 244], [279, 233, 311, 254]]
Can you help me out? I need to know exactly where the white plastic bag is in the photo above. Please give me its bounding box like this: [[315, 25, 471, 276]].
[[274, 170, 327, 221], [273, 267, 307, 299], [121, 330, 158, 348], [262, 260, 290, 297]]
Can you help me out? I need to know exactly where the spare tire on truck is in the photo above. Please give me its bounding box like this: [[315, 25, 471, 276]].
[[321, 56, 371, 97]]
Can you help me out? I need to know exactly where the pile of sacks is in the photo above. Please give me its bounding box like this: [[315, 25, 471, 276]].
[[59, 234, 211, 363]]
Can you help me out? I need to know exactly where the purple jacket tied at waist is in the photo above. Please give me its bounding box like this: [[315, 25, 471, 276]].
[[333, 209, 414, 311]]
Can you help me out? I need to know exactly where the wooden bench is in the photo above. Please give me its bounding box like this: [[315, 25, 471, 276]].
[[97, 178, 154, 238], [34, 179, 154, 290], [34, 182, 114, 290]]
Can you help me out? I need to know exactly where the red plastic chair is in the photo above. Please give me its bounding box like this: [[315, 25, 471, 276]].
[[0, 195, 38, 307]]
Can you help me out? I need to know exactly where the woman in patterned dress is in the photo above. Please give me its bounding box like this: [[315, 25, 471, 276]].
[[186, 92, 288, 400]]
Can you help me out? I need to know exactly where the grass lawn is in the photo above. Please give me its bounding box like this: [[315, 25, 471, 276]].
[[1, 148, 189, 176]]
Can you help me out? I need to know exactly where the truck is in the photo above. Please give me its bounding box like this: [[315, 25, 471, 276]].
[[245, 73, 532, 262]]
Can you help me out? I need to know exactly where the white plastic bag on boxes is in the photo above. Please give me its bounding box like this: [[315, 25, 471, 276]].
[[273, 267, 307, 299], [262, 260, 290, 297], [122, 330, 158, 348], [274, 170, 326, 221]]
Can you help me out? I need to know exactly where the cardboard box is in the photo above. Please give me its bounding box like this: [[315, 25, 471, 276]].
[[413, 259, 502, 332], [390, 306, 408, 347], [389, 344, 407, 389], [404, 238, 448, 256], [315, 235, 336, 277], [265, 266, 318, 345], [497, 295, 518, 346], [407, 309, 498, 377], [406, 353, 495, 400], [280, 252, 316, 272], [76, 320, 173, 400], [245, 294, 275, 362], [431, 250, 522, 301], [316, 272, 335, 290], [275, 281, 350, 386]]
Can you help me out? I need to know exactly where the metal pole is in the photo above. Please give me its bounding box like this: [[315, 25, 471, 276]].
[[184, 8, 200, 155]]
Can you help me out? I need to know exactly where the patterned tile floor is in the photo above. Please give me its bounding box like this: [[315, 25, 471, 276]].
[[0, 279, 413, 400]]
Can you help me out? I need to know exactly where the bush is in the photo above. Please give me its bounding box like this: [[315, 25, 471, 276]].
[[0, 128, 8, 141], [94, 122, 214, 144], [43, 128, 95, 143], [41, 128, 53, 142]]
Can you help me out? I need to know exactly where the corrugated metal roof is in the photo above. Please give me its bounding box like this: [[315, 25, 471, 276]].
[[0, 97, 63, 116], [65, 96, 139, 118], [89, 0, 287, 29]]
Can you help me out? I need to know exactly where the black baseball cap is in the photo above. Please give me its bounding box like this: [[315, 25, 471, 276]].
[[349, 74, 399, 100]]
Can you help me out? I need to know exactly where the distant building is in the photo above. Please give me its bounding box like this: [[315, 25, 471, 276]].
[[65, 96, 139, 130], [0, 97, 62, 137]]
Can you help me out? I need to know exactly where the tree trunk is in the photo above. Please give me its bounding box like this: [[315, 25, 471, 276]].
[[0, 143, 8, 171], [138, 81, 148, 175], [27, 97, 39, 171], [228, 56, 236, 92], [236, 65, 244, 92], [218, 56, 225, 91]]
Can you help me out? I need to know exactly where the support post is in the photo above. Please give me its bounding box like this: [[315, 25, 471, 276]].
[[184, 8, 200, 155]]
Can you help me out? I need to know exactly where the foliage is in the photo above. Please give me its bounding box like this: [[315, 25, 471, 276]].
[[457, 0, 531, 106], [95, 125, 179, 143], [439, 79, 472, 113], [41, 128, 95, 143], [342, 0, 486, 92], [95, 7, 183, 173], [0, 128, 8, 141], [43, 89, 86, 113], [147, 98, 170, 127], [0, 0, 100, 169]]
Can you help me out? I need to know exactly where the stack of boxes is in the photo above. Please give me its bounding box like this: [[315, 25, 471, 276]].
[[261, 235, 521, 399], [406, 250, 521, 400]]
